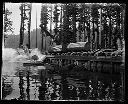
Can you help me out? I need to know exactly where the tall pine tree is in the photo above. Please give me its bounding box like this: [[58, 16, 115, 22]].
[[40, 4, 48, 51]]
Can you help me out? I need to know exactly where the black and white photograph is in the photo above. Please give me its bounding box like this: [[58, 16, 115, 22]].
[[2, 3, 125, 101]]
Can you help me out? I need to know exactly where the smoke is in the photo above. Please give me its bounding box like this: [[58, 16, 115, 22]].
[[29, 48, 46, 61], [2, 48, 46, 62], [2, 48, 19, 61]]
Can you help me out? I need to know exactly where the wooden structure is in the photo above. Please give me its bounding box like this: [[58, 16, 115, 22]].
[[45, 55, 124, 74], [23, 55, 124, 74]]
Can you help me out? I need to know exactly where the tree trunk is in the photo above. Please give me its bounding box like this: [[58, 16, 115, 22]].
[[49, 5, 53, 46], [50, 5, 52, 35], [72, 5, 76, 43], [19, 4, 24, 48], [109, 17, 112, 49], [28, 4, 32, 49], [62, 4, 69, 52], [60, 4, 63, 45], [99, 8, 102, 49], [108, 7, 112, 49], [88, 7, 91, 50], [92, 17, 95, 50]]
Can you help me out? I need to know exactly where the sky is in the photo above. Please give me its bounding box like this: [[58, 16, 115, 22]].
[[4, 3, 42, 35]]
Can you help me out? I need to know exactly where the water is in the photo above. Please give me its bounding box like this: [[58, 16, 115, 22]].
[[1, 48, 124, 101]]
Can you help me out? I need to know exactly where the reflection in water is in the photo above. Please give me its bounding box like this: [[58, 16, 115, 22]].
[[2, 77, 13, 99], [26, 68, 30, 100], [2, 61, 122, 101], [19, 69, 25, 100], [2, 48, 123, 101], [37, 68, 122, 101]]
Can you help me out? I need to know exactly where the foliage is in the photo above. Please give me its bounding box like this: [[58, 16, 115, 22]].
[[3, 8, 14, 46], [4, 8, 13, 33], [53, 4, 61, 45], [53, 5, 60, 24], [40, 4, 49, 50], [40, 4, 48, 33], [40, 3, 125, 50]]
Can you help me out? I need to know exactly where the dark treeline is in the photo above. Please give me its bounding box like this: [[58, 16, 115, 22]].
[[40, 3, 125, 51], [5, 29, 44, 50]]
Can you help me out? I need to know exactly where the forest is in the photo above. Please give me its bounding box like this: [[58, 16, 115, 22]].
[[4, 3, 125, 52], [40, 3, 125, 51]]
